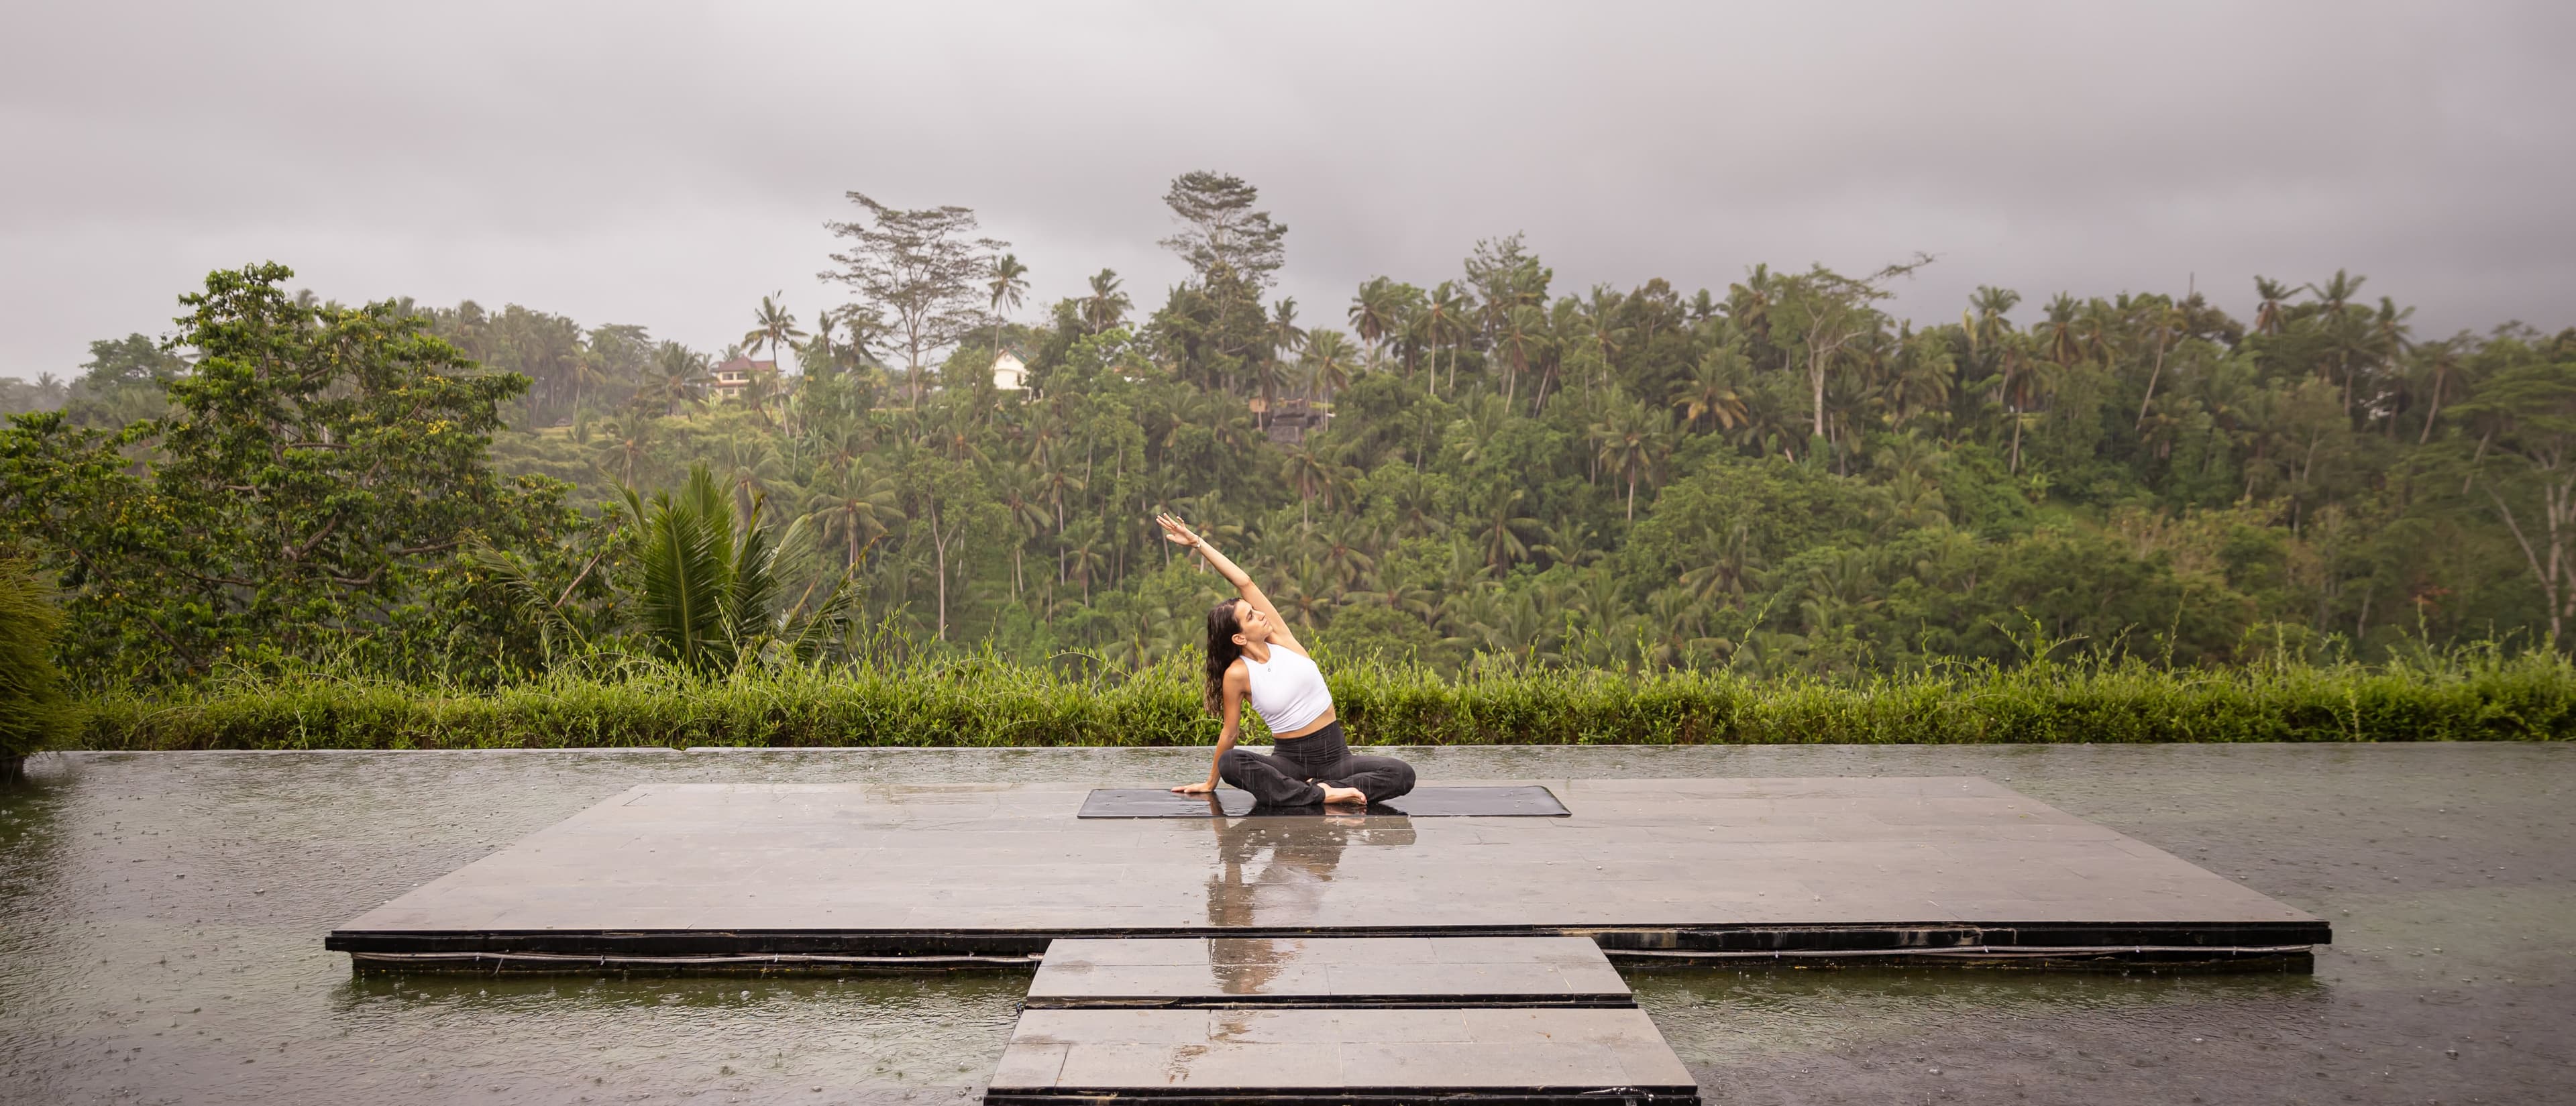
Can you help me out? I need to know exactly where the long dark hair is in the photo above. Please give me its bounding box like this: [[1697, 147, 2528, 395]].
[[1202, 600, 1245, 714]]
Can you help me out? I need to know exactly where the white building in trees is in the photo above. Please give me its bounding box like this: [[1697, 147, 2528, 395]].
[[991, 350, 1029, 391]]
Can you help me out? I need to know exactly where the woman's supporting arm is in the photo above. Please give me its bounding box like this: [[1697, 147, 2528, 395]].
[[1175, 663, 1248, 793]]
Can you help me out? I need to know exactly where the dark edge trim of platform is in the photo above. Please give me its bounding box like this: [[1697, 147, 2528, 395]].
[[327, 919, 2329, 956], [1019, 994, 1638, 1009], [331, 920, 2327, 975], [983, 1087, 1700, 1105]]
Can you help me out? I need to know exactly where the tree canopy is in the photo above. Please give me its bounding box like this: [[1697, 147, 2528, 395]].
[[5, 177, 2572, 692]]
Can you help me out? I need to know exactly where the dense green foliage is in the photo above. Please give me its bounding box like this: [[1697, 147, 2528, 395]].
[[1, 264, 584, 684], [70, 647, 2575, 750], [0, 559, 79, 757], [4, 174, 2573, 741]]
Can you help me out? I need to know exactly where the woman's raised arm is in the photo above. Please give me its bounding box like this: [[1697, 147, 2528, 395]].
[[1155, 514, 1305, 654]]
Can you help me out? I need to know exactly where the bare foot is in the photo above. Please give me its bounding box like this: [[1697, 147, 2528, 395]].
[[1320, 785, 1368, 806]]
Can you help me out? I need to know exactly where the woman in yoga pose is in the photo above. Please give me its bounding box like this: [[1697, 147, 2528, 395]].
[[1158, 514, 1417, 808]]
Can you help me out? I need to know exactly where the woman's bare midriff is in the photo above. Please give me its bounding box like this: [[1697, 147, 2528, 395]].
[[1271, 706, 1338, 741]]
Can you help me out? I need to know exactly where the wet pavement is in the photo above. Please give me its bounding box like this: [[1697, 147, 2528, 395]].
[[331, 777, 2317, 957], [1, 743, 2567, 1104]]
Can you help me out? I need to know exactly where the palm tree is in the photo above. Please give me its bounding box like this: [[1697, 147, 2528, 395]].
[[2035, 293, 2084, 366], [2308, 270, 2364, 317], [2252, 277, 2299, 336], [1670, 343, 1752, 433], [1418, 282, 1473, 396], [741, 293, 808, 370], [2365, 296, 2416, 427], [1284, 442, 1335, 531], [589, 416, 657, 488], [1472, 485, 1541, 570], [991, 462, 1053, 600], [800, 463, 901, 568], [1990, 333, 2045, 472], [987, 254, 1030, 347], [1269, 297, 1308, 361], [1348, 277, 1402, 371], [1592, 394, 1672, 519], [1581, 286, 1631, 382], [1301, 329, 1356, 406], [1962, 286, 2021, 351], [645, 343, 710, 419], [1081, 269, 1130, 334], [1059, 516, 1110, 603], [1679, 521, 1764, 607], [1496, 305, 1547, 405]]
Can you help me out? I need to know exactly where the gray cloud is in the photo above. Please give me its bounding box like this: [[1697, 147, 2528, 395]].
[[4, 0, 2571, 379]]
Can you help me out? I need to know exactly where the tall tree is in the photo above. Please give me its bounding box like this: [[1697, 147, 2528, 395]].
[[1771, 257, 1927, 448], [1159, 171, 1289, 290], [2455, 359, 2576, 643], [822, 193, 1007, 405]]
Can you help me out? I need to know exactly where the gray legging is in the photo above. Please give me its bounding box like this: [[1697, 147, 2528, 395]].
[[1219, 721, 1416, 806]]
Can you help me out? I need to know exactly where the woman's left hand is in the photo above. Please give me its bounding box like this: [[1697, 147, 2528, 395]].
[[1155, 514, 1202, 548], [1171, 780, 1216, 795]]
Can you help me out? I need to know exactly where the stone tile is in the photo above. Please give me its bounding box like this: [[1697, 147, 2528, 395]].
[[985, 1042, 1068, 1089], [1326, 962, 1587, 997], [1338, 1040, 1639, 1088], [1054, 1042, 1336, 1089]]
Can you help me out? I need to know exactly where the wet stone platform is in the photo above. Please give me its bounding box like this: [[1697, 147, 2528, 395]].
[[325, 777, 2328, 969], [989, 936, 1699, 1105]]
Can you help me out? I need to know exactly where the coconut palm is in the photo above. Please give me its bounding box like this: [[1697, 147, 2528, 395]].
[[987, 254, 1030, 346], [644, 343, 710, 418], [2252, 277, 2300, 336], [1284, 441, 1336, 531], [991, 462, 1053, 600], [1269, 297, 1307, 361], [800, 463, 901, 568], [1592, 393, 1672, 519], [1348, 277, 1403, 370], [589, 416, 657, 488], [1670, 343, 1752, 433], [1081, 269, 1130, 334], [1495, 305, 1548, 404], [1471, 484, 1542, 569], [741, 293, 807, 368], [1301, 329, 1356, 406], [1417, 282, 1474, 396]]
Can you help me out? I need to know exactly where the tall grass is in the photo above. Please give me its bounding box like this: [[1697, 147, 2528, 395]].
[[64, 645, 2575, 751]]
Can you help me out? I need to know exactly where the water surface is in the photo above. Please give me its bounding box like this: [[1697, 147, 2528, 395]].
[[2, 744, 2566, 1104]]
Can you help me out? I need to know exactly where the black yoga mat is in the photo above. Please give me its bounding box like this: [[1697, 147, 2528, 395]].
[[1077, 785, 1569, 818]]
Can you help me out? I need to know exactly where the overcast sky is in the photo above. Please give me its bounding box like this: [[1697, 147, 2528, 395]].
[[4, 0, 2571, 380]]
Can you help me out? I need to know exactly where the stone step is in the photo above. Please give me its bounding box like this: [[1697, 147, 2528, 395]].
[[987, 936, 1700, 1105], [983, 1006, 1699, 1105], [1027, 936, 1632, 1007]]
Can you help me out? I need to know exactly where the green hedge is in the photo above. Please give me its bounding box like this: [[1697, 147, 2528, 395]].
[[64, 649, 2576, 751]]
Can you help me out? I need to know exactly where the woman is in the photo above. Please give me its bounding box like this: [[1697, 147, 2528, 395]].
[[1157, 514, 1416, 808]]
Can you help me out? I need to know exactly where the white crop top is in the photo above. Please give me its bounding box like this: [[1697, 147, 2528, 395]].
[[1240, 646, 1334, 734]]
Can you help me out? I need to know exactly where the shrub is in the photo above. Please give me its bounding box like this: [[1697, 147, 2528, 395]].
[[0, 559, 78, 757], [65, 645, 2576, 751]]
